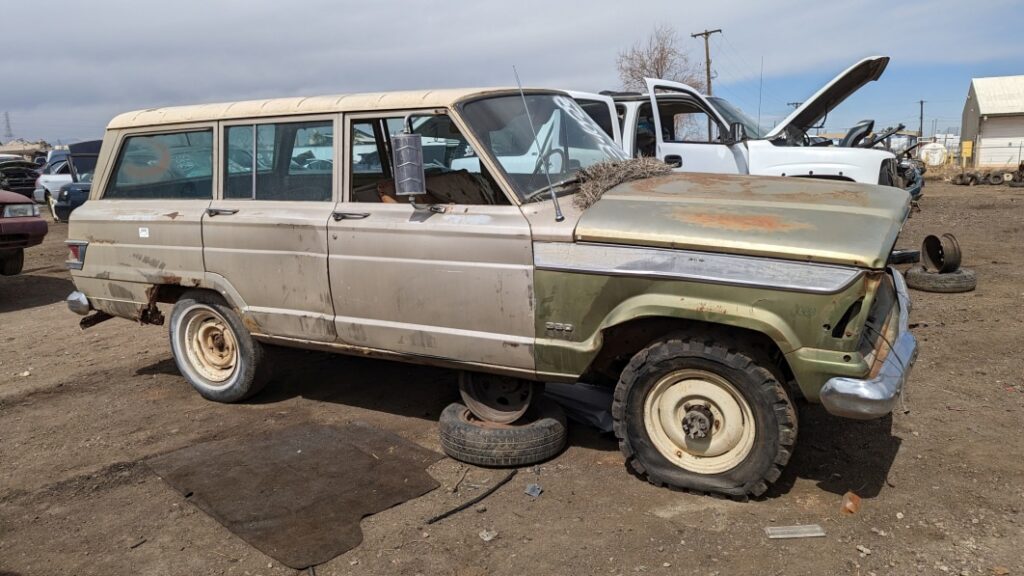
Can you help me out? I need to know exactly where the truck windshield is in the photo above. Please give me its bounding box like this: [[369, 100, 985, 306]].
[[707, 97, 765, 139], [459, 93, 626, 202]]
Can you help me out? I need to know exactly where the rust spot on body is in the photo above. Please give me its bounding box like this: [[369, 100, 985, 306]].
[[673, 209, 815, 232], [165, 211, 180, 220]]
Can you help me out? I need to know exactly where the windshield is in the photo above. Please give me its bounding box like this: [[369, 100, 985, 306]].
[[707, 97, 765, 139], [70, 155, 98, 183], [459, 93, 626, 201]]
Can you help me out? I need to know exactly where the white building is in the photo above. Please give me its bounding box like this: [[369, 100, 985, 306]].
[[961, 75, 1024, 169]]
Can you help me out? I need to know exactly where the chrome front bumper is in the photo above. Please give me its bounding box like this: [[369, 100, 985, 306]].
[[820, 268, 918, 420], [66, 291, 92, 316]]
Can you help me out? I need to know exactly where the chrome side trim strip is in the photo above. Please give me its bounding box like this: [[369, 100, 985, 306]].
[[533, 242, 864, 294]]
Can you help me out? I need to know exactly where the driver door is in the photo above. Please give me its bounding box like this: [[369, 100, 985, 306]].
[[644, 78, 748, 174], [327, 111, 536, 371]]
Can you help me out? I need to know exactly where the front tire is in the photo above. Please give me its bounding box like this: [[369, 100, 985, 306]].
[[0, 249, 24, 276], [612, 336, 796, 498], [169, 290, 270, 402]]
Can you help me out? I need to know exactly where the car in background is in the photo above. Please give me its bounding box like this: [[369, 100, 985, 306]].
[[0, 159, 41, 198], [33, 159, 73, 203], [570, 55, 921, 199], [52, 140, 100, 222], [0, 189, 47, 275]]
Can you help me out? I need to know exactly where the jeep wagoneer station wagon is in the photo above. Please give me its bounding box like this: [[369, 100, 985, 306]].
[[64, 88, 917, 497]]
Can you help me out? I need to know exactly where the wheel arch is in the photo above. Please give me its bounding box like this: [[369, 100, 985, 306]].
[[580, 312, 797, 396]]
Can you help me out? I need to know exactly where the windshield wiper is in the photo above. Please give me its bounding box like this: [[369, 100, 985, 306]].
[[523, 175, 581, 203]]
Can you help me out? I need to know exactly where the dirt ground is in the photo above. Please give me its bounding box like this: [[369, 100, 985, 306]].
[[1, 181, 1022, 576]]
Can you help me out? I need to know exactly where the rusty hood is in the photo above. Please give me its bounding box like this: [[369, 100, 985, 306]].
[[574, 173, 910, 269]]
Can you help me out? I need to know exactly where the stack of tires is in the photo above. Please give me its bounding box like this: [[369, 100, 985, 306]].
[[905, 233, 976, 293], [439, 375, 569, 467]]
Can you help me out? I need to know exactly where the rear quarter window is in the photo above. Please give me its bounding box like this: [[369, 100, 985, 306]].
[[104, 130, 213, 199]]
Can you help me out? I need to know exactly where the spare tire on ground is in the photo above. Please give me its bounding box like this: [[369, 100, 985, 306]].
[[951, 173, 965, 185], [905, 266, 977, 293], [439, 398, 568, 467], [987, 172, 1005, 185]]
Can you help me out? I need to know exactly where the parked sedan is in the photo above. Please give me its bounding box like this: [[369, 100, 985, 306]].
[[32, 159, 72, 203], [0, 189, 47, 275]]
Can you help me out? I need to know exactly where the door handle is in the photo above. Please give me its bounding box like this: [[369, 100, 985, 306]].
[[206, 208, 239, 217], [332, 211, 370, 221], [664, 155, 683, 168]]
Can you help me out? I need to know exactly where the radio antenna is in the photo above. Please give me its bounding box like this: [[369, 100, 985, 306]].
[[513, 65, 564, 222]]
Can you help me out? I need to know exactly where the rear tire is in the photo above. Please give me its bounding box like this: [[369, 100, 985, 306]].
[[0, 249, 24, 276], [439, 398, 567, 467], [168, 290, 271, 402], [612, 336, 796, 498]]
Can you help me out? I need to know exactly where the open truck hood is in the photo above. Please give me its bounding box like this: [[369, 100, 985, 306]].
[[575, 172, 909, 269], [764, 56, 889, 140]]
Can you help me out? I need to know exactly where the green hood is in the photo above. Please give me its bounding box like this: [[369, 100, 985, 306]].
[[575, 173, 910, 269]]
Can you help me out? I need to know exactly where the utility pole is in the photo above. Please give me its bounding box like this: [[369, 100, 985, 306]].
[[691, 28, 721, 141], [918, 100, 925, 139], [691, 28, 722, 95]]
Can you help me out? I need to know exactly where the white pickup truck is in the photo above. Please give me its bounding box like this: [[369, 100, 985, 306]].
[[571, 56, 921, 197]]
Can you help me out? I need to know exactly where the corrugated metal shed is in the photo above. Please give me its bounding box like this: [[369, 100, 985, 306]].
[[961, 75, 1024, 169], [971, 76, 1024, 116]]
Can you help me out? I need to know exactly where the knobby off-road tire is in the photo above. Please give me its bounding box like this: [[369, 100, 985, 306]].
[[612, 336, 797, 499], [439, 398, 567, 467], [169, 290, 271, 403], [905, 266, 977, 293], [0, 249, 24, 276]]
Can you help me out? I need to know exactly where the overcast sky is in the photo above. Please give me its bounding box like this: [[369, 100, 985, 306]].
[[3, 0, 1023, 143]]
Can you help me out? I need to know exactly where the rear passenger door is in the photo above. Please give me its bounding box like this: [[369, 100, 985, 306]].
[[202, 117, 338, 342]]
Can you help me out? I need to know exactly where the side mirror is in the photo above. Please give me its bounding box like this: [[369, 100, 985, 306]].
[[391, 132, 426, 197], [728, 122, 748, 144]]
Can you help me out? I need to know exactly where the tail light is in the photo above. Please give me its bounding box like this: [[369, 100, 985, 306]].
[[66, 240, 88, 270]]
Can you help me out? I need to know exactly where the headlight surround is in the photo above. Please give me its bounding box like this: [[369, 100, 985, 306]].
[[2, 203, 40, 218]]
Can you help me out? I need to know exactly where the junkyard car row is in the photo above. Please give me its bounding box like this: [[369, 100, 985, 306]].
[[58, 82, 917, 497]]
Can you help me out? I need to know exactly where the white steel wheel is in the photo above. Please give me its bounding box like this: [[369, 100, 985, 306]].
[[612, 336, 797, 498], [643, 369, 756, 475], [180, 306, 238, 387], [169, 291, 270, 403]]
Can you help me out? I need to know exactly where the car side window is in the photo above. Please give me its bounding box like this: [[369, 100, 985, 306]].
[[576, 99, 615, 140], [104, 130, 213, 199], [655, 98, 723, 144], [224, 121, 333, 201], [348, 115, 507, 205]]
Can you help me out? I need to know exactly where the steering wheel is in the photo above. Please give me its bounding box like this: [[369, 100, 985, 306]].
[[861, 123, 905, 148], [533, 148, 567, 175]]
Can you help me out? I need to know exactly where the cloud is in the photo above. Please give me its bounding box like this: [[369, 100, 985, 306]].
[[2, 0, 1021, 142]]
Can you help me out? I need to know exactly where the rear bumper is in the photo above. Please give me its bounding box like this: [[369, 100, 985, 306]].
[[820, 267, 917, 420], [0, 217, 48, 249], [66, 291, 92, 315]]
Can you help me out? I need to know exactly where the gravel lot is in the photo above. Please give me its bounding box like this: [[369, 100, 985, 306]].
[[1, 181, 1022, 575]]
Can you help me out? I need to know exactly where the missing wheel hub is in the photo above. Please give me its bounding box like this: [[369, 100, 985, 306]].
[[682, 404, 714, 439]]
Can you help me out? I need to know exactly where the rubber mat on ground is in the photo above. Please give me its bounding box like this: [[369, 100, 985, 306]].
[[147, 422, 441, 569]]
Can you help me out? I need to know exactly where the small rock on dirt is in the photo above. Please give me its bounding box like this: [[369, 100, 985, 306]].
[[525, 483, 543, 498], [479, 529, 498, 542]]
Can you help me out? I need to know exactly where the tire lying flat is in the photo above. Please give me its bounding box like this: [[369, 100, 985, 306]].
[[905, 266, 977, 293], [439, 398, 567, 467]]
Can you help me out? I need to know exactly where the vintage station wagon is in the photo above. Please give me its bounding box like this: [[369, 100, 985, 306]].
[[64, 88, 917, 497]]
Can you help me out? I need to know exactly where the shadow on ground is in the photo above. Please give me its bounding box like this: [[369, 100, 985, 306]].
[[0, 275, 74, 314], [135, 348, 900, 497], [768, 405, 900, 499]]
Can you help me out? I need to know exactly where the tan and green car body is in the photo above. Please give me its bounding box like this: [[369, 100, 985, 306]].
[[65, 88, 916, 420]]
